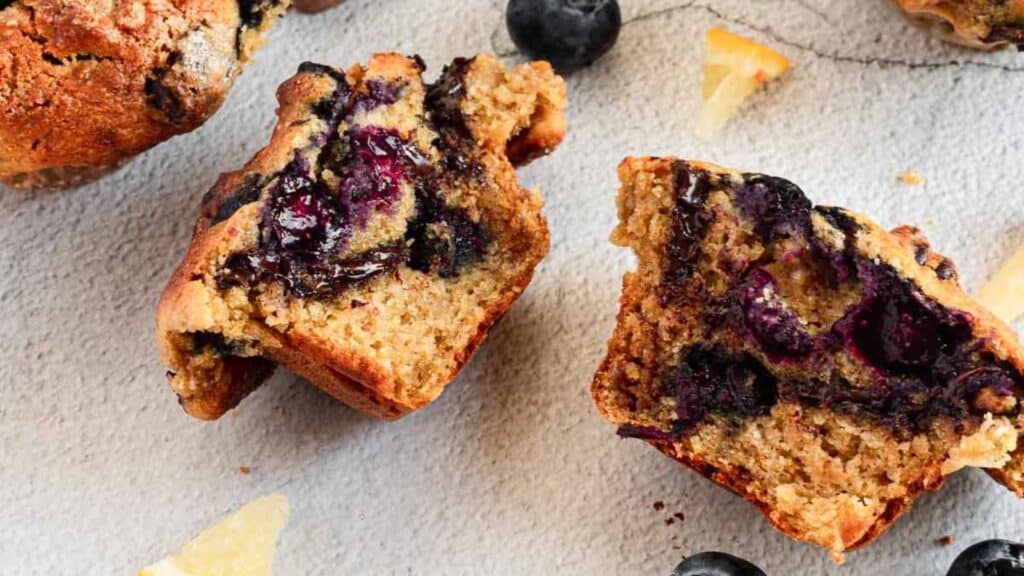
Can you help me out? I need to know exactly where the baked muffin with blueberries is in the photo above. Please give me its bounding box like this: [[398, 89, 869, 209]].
[[157, 53, 567, 420], [592, 158, 1024, 558], [895, 0, 1024, 48], [293, 0, 344, 13], [0, 0, 289, 189]]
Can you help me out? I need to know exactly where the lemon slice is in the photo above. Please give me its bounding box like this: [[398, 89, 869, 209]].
[[138, 494, 289, 576], [696, 27, 792, 140], [976, 244, 1024, 324]]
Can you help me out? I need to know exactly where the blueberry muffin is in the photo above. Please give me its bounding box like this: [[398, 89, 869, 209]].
[[895, 0, 1024, 48], [0, 0, 289, 189], [592, 158, 1024, 557], [157, 53, 567, 420], [293, 0, 343, 13]]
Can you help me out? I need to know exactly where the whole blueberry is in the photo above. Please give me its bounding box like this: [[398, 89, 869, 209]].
[[506, 0, 621, 73], [671, 552, 767, 576], [947, 540, 1024, 576]]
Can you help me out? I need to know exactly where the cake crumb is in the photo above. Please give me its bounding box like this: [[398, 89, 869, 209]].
[[937, 535, 954, 547], [653, 501, 665, 511], [239, 466, 251, 475], [897, 170, 924, 186], [674, 512, 686, 522], [664, 517, 675, 526]]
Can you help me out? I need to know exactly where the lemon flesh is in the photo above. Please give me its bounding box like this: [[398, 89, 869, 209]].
[[977, 244, 1024, 323], [138, 494, 289, 576], [696, 27, 792, 140]]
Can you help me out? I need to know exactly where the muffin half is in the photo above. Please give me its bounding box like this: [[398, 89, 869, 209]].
[[157, 54, 567, 420], [593, 158, 1024, 557]]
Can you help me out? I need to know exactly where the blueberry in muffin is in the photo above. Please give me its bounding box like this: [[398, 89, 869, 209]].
[[157, 53, 567, 420], [894, 0, 1024, 49], [592, 158, 1024, 557], [0, 0, 289, 189]]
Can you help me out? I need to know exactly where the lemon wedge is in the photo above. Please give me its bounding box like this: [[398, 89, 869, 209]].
[[696, 27, 792, 140], [138, 494, 289, 576], [976, 244, 1024, 324]]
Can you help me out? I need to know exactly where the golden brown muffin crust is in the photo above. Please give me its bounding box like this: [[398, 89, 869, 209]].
[[0, 0, 288, 188]]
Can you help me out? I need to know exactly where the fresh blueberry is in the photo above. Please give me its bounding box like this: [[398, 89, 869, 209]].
[[671, 552, 767, 576], [946, 540, 1024, 576], [506, 0, 621, 73]]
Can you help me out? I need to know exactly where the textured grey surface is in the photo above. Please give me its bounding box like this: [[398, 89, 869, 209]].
[[2, 0, 1024, 574]]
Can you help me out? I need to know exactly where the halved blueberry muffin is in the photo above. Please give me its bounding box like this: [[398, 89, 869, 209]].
[[157, 53, 567, 420], [592, 158, 1024, 557], [895, 0, 1024, 48], [0, 0, 289, 189]]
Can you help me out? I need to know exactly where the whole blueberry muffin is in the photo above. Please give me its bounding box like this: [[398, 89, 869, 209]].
[[293, 0, 343, 13], [592, 158, 1024, 558], [895, 0, 1024, 48], [157, 53, 567, 420], [0, 0, 289, 189]]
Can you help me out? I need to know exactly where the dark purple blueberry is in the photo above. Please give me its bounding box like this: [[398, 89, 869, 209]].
[[662, 162, 712, 288], [736, 175, 812, 241], [946, 540, 1024, 576], [677, 345, 778, 426], [506, 0, 621, 73], [336, 126, 412, 227], [809, 206, 860, 284], [406, 188, 488, 277], [671, 552, 767, 576], [740, 269, 813, 361], [845, 271, 971, 371], [350, 79, 404, 116]]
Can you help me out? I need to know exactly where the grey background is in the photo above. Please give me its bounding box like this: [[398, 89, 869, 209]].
[[2, 0, 1024, 574]]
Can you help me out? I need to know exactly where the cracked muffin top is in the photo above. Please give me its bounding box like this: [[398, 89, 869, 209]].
[[895, 0, 1024, 48], [0, 0, 288, 188]]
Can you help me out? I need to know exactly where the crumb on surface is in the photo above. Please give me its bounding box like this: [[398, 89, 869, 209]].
[[674, 512, 686, 522], [897, 170, 924, 186], [938, 535, 954, 546], [653, 501, 665, 511], [239, 466, 251, 475]]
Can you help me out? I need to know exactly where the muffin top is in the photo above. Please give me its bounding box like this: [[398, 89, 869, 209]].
[[896, 0, 1024, 48], [0, 0, 287, 181]]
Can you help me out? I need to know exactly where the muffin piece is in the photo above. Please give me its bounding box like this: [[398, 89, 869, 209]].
[[592, 158, 1024, 557], [0, 0, 289, 189], [894, 0, 1024, 48], [293, 0, 344, 12], [157, 53, 567, 421]]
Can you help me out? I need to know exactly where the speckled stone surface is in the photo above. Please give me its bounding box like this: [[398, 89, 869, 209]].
[[2, 1, 1024, 574]]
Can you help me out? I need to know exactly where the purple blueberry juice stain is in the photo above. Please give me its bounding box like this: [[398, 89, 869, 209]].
[[217, 60, 492, 299], [660, 162, 712, 297], [740, 269, 813, 362], [349, 79, 405, 117], [630, 170, 1023, 440]]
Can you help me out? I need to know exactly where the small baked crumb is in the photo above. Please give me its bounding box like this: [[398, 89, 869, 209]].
[[674, 512, 686, 522], [897, 171, 924, 186], [937, 535, 954, 547], [239, 466, 251, 475], [653, 501, 666, 511]]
